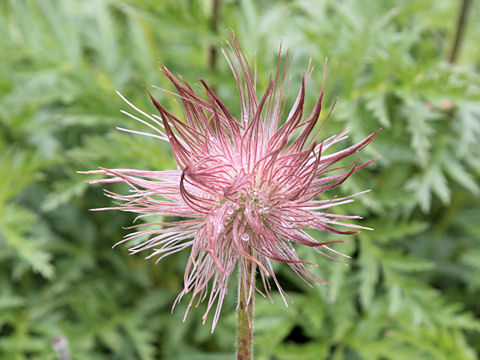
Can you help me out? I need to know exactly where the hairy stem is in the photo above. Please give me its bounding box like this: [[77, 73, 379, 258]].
[[237, 260, 255, 360]]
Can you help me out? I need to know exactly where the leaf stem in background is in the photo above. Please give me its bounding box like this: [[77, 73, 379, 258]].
[[237, 260, 255, 360], [448, 0, 473, 64], [208, 0, 223, 71]]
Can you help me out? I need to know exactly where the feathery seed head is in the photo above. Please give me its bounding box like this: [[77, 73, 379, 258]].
[[83, 32, 379, 331]]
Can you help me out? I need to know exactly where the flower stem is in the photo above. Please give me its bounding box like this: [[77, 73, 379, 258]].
[[237, 260, 255, 360]]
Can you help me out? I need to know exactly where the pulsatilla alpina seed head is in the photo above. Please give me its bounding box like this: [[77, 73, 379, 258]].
[[82, 32, 379, 331]]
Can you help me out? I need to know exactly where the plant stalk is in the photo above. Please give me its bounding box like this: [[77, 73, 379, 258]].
[[448, 0, 473, 64], [237, 260, 255, 360], [208, 0, 223, 71]]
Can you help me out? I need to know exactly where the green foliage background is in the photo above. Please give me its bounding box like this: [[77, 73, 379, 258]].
[[1, 0, 480, 359]]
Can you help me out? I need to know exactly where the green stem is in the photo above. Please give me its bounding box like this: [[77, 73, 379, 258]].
[[237, 260, 255, 360], [448, 0, 473, 64], [208, 0, 223, 71]]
